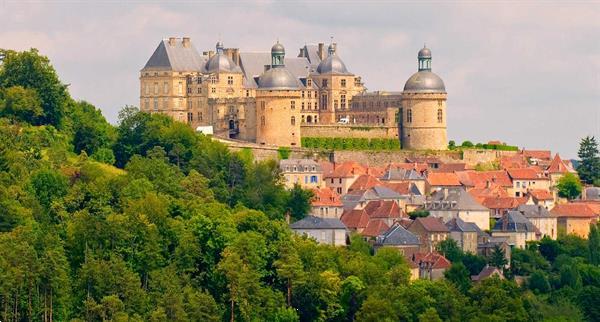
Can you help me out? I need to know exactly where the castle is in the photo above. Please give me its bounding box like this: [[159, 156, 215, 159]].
[[140, 37, 447, 150]]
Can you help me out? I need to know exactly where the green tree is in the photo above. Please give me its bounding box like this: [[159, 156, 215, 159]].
[[488, 245, 508, 268], [28, 168, 69, 211], [286, 184, 314, 222], [444, 262, 471, 293], [418, 308, 442, 322], [589, 224, 600, 265], [556, 173, 582, 200], [0, 86, 43, 123], [70, 101, 116, 156], [528, 270, 550, 294], [576, 136, 600, 185], [437, 239, 463, 263], [538, 236, 561, 262], [0, 49, 69, 127], [274, 244, 305, 306], [408, 210, 430, 220], [340, 276, 366, 321]]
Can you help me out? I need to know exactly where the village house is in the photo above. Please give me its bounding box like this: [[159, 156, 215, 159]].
[[506, 168, 550, 198], [380, 167, 426, 195], [425, 188, 490, 230], [551, 203, 599, 238], [528, 189, 555, 209], [280, 159, 322, 189], [347, 174, 383, 193], [471, 265, 505, 282], [425, 172, 462, 194], [518, 204, 557, 239], [290, 215, 347, 246], [408, 217, 449, 253], [341, 186, 402, 210], [411, 252, 451, 281], [374, 223, 421, 257], [546, 153, 576, 202], [478, 235, 511, 267], [445, 218, 481, 254], [491, 211, 539, 249], [324, 161, 368, 195], [481, 196, 527, 219], [310, 187, 344, 218]]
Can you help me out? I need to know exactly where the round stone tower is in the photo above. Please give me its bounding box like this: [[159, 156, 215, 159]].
[[400, 46, 447, 150]]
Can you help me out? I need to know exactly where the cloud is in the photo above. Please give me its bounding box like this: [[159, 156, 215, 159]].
[[1, 1, 598, 158]]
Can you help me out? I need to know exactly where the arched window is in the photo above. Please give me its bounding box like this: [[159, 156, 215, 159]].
[[291, 116, 296, 125], [437, 109, 443, 123], [307, 115, 312, 123], [407, 109, 412, 123]]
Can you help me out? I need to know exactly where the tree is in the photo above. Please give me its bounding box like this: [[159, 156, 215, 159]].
[[538, 236, 561, 262], [340, 276, 366, 321], [70, 101, 116, 156], [408, 210, 430, 220], [0, 86, 43, 123], [437, 239, 463, 263], [274, 244, 305, 306], [528, 270, 550, 294], [589, 224, 600, 265], [576, 136, 600, 185], [418, 308, 443, 322], [448, 140, 456, 150], [285, 184, 313, 222], [0, 49, 69, 127], [461, 141, 474, 148], [488, 245, 508, 268], [444, 262, 471, 293], [556, 173, 582, 200], [28, 168, 69, 211]]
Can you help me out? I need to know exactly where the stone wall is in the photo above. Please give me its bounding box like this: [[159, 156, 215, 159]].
[[461, 149, 518, 165], [331, 150, 462, 166], [300, 124, 399, 139]]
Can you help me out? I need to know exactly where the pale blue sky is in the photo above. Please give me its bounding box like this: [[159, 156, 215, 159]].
[[1, 1, 598, 158]]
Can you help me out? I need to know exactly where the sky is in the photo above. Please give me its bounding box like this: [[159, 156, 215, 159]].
[[1, 1, 599, 158]]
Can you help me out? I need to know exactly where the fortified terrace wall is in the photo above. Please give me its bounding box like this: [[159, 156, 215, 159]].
[[217, 137, 518, 167]]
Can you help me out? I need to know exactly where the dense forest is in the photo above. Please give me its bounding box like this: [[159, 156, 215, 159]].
[[0, 48, 599, 322]]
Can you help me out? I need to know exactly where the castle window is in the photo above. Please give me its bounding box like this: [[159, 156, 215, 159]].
[[341, 95, 346, 109], [163, 98, 168, 108], [227, 76, 233, 85], [301, 115, 305, 123], [198, 112, 202, 121], [322, 94, 328, 109], [211, 87, 216, 93], [154, 83, 159, 95], [178, 82, 183, 95], [341, 79, 346, 87], [197, 88, 201, 94], [291, 116, 296, 125], [308, 102, 311, 110], [438, 100, 442, 107], [187, 87, 191, 94], [322, 79, 328, 88], [145, 83, 149, 95], [210, 76, 217, 84], [302, 91, 305, 98], [153, 98, 158, 110], [407, 109, 412, 123], [307, 79, 312, 86], [187, 112, 193, 123], [291, 101, 295, 110], [246, 90, 249, 97], [261, 116, 265, 126], [164, 82, 168, 94], [334, 100, 338, 109], [437, 109, 443, 123], [314, 116, 318, 123], [197, 77, 202, 84], [261, 101, 265, 110], [144, 99, 149, 110], [301, 102, 305, 110], [308, 91, 312, 98]]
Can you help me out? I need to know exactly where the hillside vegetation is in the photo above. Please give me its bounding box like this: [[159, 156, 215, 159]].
[[0, 48, 599, 322]]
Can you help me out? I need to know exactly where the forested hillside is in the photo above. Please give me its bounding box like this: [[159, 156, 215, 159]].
[[0, 49, 599, 322]]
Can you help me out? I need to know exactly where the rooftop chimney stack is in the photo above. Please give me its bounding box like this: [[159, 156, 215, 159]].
[[182, 37, 190, 48], [168, 37, 176, 46]]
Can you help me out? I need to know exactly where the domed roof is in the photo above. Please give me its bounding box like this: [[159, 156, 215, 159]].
[[205, 42, 242, 73], [316, 43, 351, 75], [258, 67, 301, 90], [418, 46, 431, 58], [403, 71, 446, 93], [271, 42, 285, 54]]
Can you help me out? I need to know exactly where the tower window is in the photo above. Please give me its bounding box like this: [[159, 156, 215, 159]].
[[178, 82, 183, 95], [291, 116, 296, 125], [164, 82, 169, 94], [227, 76, 233, 85], [407, 109, 412, 123], [302, 102, 305, 110], [307, 79, 312, 87], [437, 109, 443, 123], [341, 95, 346, 109], [341, 79, 346, 87], [322, 79, 328, 88], [291, 101, 295, 110], [261, 116, 265, 126]]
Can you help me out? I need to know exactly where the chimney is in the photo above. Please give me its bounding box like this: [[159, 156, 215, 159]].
[[182, 37, 190, 47], [318, 43, 325, 60], [207, 50, 215, 58], [168, 37, 177, 46], [233, 48, 240, 65], [485, 180, 490, 188], [299, 47, 304, 57]]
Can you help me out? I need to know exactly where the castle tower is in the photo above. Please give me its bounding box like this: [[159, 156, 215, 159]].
[[400, 46, 447, 150], [256, 41, 303, 146]]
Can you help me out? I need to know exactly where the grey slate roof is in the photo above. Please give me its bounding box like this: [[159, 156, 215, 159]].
[[279, 159, 321, 172], [492, 211, 537, 233], [290, 216, 347, 230], [142, 39, 207, 72], [381, 168, 425, 181], [426, 188, 488, 211], [446, 217, 480, 233], [517, 205, 555, 218], [342, 186, 402, 210], [585, 187, 600, 201], [299, 44, 322, 68], [376, 224, 420, 246], [239, 52, 311, 88]]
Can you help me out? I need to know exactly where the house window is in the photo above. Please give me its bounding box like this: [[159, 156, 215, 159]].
[[187, 112, 193, 123], [322, 94, 328, 109], [311, 176, 318, 183], [437, 109, 443, 123], [302, 91, 305, 98], [291, 101, 295, 110], [210, 76, 217, 84], [291, 116, 296, 125], [246, 90, 250, 97], [407, 109, 412, 123], [337, 187, 342, 194], [308, 102, 312, 110], [341, 79, 346, 87], [227, 76, 233, 85], [322, 79, 328, 87], [308, 91, 312, 98], [334, 100, 338, 109]]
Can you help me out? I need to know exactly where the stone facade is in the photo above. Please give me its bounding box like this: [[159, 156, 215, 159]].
[[400, 92, 447, 150]]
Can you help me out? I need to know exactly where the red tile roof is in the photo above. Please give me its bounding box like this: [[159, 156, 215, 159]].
[[500, 154, 529, 169], [412, 252, 451, 269], [469, 184, 510, 202], [551, 203, 598, 218], [385, 162, 428, 174], [361, 220, 390, 237], [311, 187, 343, 207], [412, 217, 449, 232], [434, 163, 468, 173], [481, 197, 527, 210], [365, 200, 405, 219], [522, 150, 552, 160], [325, 161, 368, 178], [348, 174, 383, 192], [547, 154, 572, 174], [529, 189, 553, 201], [383, 182, 413, 195], [507, 168, 548, 180], [340, 209, 370, 229], [320, 161, 334, 177], [456, 170, 513, 188], [426, 172, 461, 186]]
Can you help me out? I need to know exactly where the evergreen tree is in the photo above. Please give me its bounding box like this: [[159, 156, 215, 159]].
[[589, 224, 600, 265], [444, 262, 471, 293], [576, 136, 600, 185], [489, 245, 508, 268]]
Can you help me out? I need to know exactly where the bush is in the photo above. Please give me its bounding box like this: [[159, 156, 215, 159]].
[[300, 137, 400, 151], [277, 147, 291, 160]]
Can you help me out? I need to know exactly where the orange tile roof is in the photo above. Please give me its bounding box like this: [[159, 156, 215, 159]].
[[551, 203, 598, 218], [364, 200, 405, 219], [366, 167, 385, 177], [361, 220, 390, 237], [340, 209, 370, 229], [547, 154, 573, 174], [412, 252, 452, 269], [325, 161, 368, 178], [500, 154, 529, 169], [320, 161, 334, 177], [311, 187, 343, 207], [385, 162, 428, 174], [426, 172, 461, 186], [469, 183, 510, 202], [482, 197, 527, 210], [507, 168, 548, 180], [434, 163, 468, 173], [456, 170, 512, 187], [529, 189, 553, 201], [521, 150, 552, 160], [348, 174, 383, 192], [412, 217, 449, 232], [383, 182, 413, 195]]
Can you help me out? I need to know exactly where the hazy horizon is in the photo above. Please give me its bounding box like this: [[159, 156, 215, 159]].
[[1, 1, 598, 158]]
